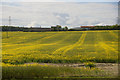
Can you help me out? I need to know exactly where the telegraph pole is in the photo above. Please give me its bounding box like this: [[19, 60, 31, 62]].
[[9, 16, 11, 28], [7, 16, 11, 38]]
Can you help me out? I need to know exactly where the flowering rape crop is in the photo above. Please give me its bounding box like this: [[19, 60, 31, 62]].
[[2, 30, 118, 64], [1, 30, 119, 79]]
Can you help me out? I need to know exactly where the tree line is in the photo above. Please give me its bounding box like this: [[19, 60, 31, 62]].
[[90, 24, 120, 30], [0, 25, 68, 31], [0, 24, 120, 31], [1, 26, 26, 31]]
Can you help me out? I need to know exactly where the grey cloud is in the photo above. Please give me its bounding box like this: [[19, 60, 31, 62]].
[[1, 2, 118, 27], [54, 13, 69, 25]]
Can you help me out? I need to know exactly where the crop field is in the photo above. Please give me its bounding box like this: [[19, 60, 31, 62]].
[[2, 30, 118, 64], [1, 30, 119, 78]]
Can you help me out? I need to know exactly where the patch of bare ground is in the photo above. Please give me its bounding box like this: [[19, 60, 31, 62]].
[[95, 63, 118, 77], [25, 63, 118, 77]]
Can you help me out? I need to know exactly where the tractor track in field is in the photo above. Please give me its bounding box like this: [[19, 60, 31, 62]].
[[63, 32, 87, 54], [3, 33, 73, 52], [98, 31, 118, 54], [2, 34, 54, 50], [52, 32, 87, 55], [28, 32, 73, 45], [99, 42, 118, 53], [109, 31, 118, 39]]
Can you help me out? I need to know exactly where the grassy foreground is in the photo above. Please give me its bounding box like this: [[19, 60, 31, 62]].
[[2, 63, 111, 79], [2, 30, 118, 64]]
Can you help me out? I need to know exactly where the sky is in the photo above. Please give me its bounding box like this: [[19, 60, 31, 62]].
[[0, 0, 119, 28], [1, 0, 119, 2]]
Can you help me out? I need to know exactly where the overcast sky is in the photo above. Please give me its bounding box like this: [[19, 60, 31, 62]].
[[1, 0, 119, 2], [0, 0, 119, 28]]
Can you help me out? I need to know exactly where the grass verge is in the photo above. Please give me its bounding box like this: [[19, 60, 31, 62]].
[[2, 63, 112, 79]]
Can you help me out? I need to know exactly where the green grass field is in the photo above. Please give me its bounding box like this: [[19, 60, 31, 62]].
[[2, 30, 119, 79], [2, 30, 118, 64]]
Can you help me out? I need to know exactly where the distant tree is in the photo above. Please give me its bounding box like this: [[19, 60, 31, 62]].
[[64, 26, 68, 31], [51, 25, 62, 31], [56, 25, 62, 31]]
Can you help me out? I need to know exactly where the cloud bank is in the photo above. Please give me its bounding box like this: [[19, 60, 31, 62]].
[[1, 2, 118, 28]]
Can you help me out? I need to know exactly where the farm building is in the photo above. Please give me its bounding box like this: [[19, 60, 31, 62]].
[[23, 27, 51, 32]]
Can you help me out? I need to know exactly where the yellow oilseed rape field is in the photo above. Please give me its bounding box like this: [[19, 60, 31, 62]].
[[1, 30, 119, 79], [2, 30, 118, 64]]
